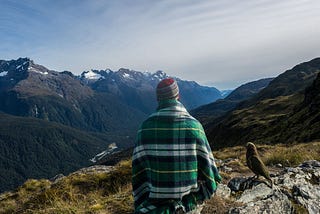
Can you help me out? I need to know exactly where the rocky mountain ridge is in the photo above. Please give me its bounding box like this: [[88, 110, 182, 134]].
[[0, 58, 92, 101], [80, 67, 223, 112], [191, 78, 274, 123]]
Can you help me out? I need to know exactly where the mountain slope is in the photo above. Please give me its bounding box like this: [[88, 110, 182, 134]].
[[205, 58, 320, 148], [243, 57, 320, 106], [191, 78, 273, 123], [265, 72, 320, 143], [0, 112, 123, 193]]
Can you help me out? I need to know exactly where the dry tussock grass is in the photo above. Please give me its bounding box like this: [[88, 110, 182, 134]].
[[263, 141, 320, 167], [214, 141, 320, 168], [0, 160, 133, 214]]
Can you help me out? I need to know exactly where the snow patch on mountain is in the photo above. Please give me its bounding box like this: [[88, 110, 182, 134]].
[[122, 72, 134, 80], [0, 71, 8, 77], [83, 70, 105, 80], [105, 69, 112, 74], [28, 66, 48, 75], [123, 73, 130, 78], [152, 70, 168, 81]]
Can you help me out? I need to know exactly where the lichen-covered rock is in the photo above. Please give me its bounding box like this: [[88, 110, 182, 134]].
[[236, 183, 273, 203], [226, 160, 320, 214], [229, 191, 293, 214], [275, 160, 320, 214]]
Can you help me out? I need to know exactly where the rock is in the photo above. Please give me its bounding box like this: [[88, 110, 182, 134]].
[[215, 158, 224, 165], [228, 177, 266, 192], [228, 177, 247, 192], [299, 160, 320, 168], [291, 183, 320, 214], [226, 160, 320, 214], [224, 158, 239, 163], [230, 191, 293, 214], [274, 160, 320, 213], [295, 196, 320, 214], [220, 165, 233, 172], [216, 184, 231, 198], [292, 185, 311, 199], [50, 174, 65, 183], [218, 158, 239, 173], [71, 165, 114, 175], [237, 183, 272, 203]]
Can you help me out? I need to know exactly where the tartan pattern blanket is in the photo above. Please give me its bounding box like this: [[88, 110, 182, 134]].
[[132, 99, 221, 213]]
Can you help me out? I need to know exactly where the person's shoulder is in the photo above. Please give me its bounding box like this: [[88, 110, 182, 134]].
[[139, 115, 158, 129], [184, 117, 205, 132], [185, 116, 202, 126], [139, 118, 151, 128]]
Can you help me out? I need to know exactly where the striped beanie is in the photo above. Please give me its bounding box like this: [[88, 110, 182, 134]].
[[156, 78, 179, 101]]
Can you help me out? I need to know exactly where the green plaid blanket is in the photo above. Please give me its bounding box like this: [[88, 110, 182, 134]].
[[132, 99, 221, 213]]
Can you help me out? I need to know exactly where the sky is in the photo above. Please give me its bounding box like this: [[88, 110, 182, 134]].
[[1, 0, 320, 89]]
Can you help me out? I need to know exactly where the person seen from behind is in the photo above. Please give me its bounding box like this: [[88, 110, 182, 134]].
[[132, 78, 221, 213]]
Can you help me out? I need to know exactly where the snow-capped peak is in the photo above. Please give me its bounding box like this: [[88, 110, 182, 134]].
[[152, 70, 168, 80], [105, 69, 112, 74], [83, 70, 105, 80]]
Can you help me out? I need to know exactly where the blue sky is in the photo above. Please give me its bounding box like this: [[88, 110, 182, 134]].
[[1, 0, 320, 89]]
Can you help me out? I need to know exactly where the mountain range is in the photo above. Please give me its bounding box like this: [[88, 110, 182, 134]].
[[0, 58, 228, 134], [80, 68, 224, 113], [0, 57, 227, 192], [1, 57, 320, 193]]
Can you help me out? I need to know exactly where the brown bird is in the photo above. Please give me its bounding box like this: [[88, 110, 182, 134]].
[[246, 142, 272, 186]]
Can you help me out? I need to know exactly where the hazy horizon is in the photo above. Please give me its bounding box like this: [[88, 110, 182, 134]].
[[1, 0, 320, 89]]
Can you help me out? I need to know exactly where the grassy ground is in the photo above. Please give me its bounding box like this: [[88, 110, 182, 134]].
[[214, 141, 320, 168], [0, 142, 319, 214], [0, 160, 133, 214]]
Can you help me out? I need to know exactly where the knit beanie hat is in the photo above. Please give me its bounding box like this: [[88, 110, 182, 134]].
[[156, 78, 179, 101]]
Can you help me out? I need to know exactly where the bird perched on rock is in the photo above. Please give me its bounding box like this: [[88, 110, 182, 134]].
[[246, 142, 272, 187]]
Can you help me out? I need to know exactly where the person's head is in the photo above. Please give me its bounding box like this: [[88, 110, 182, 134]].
[[156, 78, 180, 101]]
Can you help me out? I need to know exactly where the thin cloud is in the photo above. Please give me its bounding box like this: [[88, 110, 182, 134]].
[[0, 0, 320, 89]]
